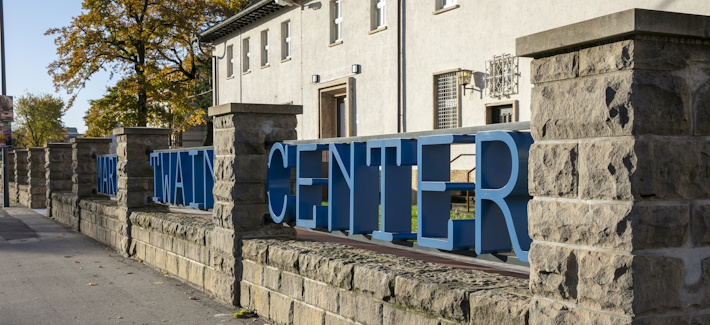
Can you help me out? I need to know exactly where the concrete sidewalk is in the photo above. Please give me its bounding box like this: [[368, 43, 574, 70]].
[[0, 205, 262, 325]]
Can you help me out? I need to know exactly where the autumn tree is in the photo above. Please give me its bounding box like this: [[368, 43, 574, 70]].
[[12, 93, 66, 148], [48, 0, 249, 132]]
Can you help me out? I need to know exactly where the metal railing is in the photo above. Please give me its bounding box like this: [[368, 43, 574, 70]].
[[149, 147, 214, 210], [96, 154, 118, 196]]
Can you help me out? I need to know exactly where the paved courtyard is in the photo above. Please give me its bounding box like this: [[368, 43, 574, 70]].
[[0, 204, 262, 325]]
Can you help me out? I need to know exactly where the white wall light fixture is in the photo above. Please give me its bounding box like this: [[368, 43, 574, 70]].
[[352, 64, 361, 74], [312, 74, 320, 84]]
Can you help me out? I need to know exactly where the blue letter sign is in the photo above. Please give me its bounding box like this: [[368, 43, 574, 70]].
[[266, 131, 533, 262], [150, 148, 215, 210]]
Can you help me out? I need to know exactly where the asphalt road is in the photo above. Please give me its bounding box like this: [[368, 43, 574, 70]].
[[0, 205, 263, 325]]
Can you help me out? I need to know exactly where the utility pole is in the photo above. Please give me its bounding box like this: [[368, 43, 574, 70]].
[[1, 0, 9, 208]]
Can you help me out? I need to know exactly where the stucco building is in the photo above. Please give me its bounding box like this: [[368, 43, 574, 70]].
[[199, 0, 710, 169]]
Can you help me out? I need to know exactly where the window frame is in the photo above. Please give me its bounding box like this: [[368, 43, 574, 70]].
[[261, 29, 270, 67], [440, 0, 457, 9], [242, 38, 250, 73], [432, 69, 461, 130], [331, 0, 343, 44], [281, 20, 291, 60], [226, 44, 234, 78], [372, 0, 386, 30]]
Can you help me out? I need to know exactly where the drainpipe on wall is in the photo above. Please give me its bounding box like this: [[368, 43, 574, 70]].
[[397, 0, 406, 133]]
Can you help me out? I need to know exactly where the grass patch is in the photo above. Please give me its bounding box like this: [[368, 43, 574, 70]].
[[322, 201, 474, 233]]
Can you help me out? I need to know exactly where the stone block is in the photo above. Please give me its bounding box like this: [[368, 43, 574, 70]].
[[339, 290, 383, 325], [241, 239, 269, 263], [531, 51, 579, 83], [267, 244, 300, 273], [528, 142, 578, 198], [579, 138, 636, 200], [299, 253, 353, 289], [529, 298, 629, 325], [382, 304, 438, 325], [209, 227, 236, 255], [529, 242, 578, 301], [166, 252, 179, 275], [250, 284, 270, 317], [213, 202, 266, 230], [579, 40, 634, 77], [263, 266, 280, 291], [692, 203, 710, 247], [352, 264, 395, 300], [393, 274, 469, 322], [212, 181, 266, 204], [531, 70, 690, 140], [280, 271, 304, 300], [294, 301, 325, 325], [240, 281, 251, 308], [325, 313, 358, 325], [242, 259, 264, 286], [630, 139, 710, 200], [304, 278, 340, 314], [578, 251, 685, 315], [269, 292, 294, 325], [153, 247, 167, 270], [696, 78, 710, 136], [528, 200, 690, 251], [468, 291, 529, 325]]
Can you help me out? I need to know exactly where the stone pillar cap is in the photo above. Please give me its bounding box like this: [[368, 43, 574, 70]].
[[70, 137, 112, 144], [517, 9, 710, 58], [208, 102, 303, 117], [45, 143, 73, 148], [112, 127, 172, 136]]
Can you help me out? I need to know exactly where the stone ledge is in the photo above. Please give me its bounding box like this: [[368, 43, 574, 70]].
[[517, 9, 710, 58], [208, 102, 303, 117], [242, 238, 530, 323], [70, 137, 112, 144], [129, 210, 213, 245], [112, 127, 172, 136]]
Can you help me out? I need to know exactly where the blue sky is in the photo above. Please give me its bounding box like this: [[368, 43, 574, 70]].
[[5, 1, 111, 133]]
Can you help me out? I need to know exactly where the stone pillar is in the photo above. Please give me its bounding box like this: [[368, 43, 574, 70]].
[[15, 149, 28, 186], [113, 127, 171, 255], [71, 138, 112, 198], [45, 143, 73, 217], [27, 148, 47, 209], [14, 149, 28, 206], [518, 9, 710, 324], [3, 150, 15, 201], [69, 138, 111, 230], [208, 103, 301, 305]]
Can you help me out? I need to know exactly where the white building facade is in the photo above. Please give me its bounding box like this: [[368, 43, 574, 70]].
[[200, 0, 710, 167]]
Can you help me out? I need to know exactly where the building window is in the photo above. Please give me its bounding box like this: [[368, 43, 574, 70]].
[[261, 30, 269, 66], [282, 21, 291, 60], [373, 0, 386, 29], [434, 71, 459, 129], [226, 45, 234, 77], [485, 54, 519, 98], [440, 0, 457, 9], [331, 0, 343, 43], [485, 101, 519, 124], [243, 38, 250, 72]]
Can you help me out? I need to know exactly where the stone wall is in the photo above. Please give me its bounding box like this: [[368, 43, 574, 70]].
[[78, 197, 123, 251], [6, 150, 17, 202], [130, 211, 214, 291], [15, 150, 28, 205], [27, 148, 46, 208], [51, 191, 77, 229], [518, 9, 710, 324], [45, 143, 73, 217], [239, 238, 529, 325]]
